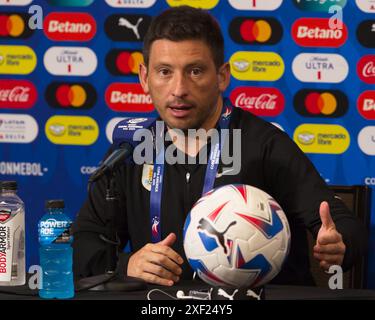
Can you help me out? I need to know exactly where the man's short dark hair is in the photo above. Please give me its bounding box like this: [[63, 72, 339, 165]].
[[143, 6, 224, 69]]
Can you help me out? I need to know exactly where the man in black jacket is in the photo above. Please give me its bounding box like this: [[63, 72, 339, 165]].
[[73, 6, 367, 287]]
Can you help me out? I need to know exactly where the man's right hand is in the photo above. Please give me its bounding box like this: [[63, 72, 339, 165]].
[[127, 233, 184, 286]]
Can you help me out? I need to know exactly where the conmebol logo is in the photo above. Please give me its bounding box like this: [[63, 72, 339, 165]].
[[357, 55, 375, 84], [230, 87, 285, 117], [105, 0, 156, 8], [105, 83, 154, 113], [228, 0, 283, 11], [358, 91, 375, 120], [0, 80, 37, 109], [44, 12, 96, 42], [292, 18, 347, 48]]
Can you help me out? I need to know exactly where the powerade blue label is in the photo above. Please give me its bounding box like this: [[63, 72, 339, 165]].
[[38, 218, 72, 245]]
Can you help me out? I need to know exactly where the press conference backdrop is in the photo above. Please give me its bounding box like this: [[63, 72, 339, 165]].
[[0, 0, 374, 287]]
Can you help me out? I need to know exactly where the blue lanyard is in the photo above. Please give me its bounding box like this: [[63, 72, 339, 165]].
[[150, 101, 233, 243]]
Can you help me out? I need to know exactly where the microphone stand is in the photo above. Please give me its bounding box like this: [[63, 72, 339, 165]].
[[75, 170, 146, 292]]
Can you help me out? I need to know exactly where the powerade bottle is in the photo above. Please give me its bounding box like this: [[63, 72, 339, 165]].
[[38, 200, 74, 299], [0, 181, 25, 286]]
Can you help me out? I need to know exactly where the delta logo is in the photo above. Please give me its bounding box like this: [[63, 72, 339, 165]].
[[105, 83, 154, 113], [357, 20, 375, 48], [293, 0, 347, 11], [0, 113, 38, 143], [230, 87, 284, 117], [228, 0, 283, 11], [106, 50, 144, 76], [0, 80, 37, 109], [294, 89, 348, 118], [229, 17, 283, 45], [292, 18, 347, 47], [293, 124, 350, 154], [358, 126, 375, 156], [45, 82, 96, 110], [356, 0, 375, 13], [45, 115, 98, 146], [357, 55, 375, 84], [230, 51, 284, 81], [0, 45, 37, 75], [105, 0, 156, 8], [0, 0, 33, 5], [166, 0, 219, 9], [0, 12, 34, 39], [44, 12, 96, 42], [358, 91, 375, 120], [292, 53, 348, 83], [47, 0, 94, 6], [44, 46, 97, 76]]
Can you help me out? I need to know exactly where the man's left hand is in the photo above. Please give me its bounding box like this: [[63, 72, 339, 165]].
[[313, 201, 346, 270]]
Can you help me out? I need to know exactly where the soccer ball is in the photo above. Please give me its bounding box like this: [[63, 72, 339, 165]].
[[183, 184, 291, 288]]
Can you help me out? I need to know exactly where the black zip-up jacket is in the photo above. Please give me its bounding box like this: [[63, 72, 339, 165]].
[[73, 106, 367, 285]]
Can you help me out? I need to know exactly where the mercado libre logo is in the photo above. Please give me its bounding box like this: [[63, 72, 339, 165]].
[[229, 17, 283, 45], [0, 0, 33, 5], [47, 0, 94, 6], [0, 79, 37, 109], [105, 0, 156, 8], [228, 0, 283, 11], [357, 20, 375, 48], [358, 91, 375, 120], [43, 12, 96, 42], [230, 51, 284, 81], [0, 45, 36, 75], [106, 49, 144, 76], [0, 12, 34, 39], [294, 89, 348, 118], [45, 115, 98, 146], [293, 0, 347, 11], [293, 124, 350, 154], [292, 18, 348, 48], [230, 86, 285, 117], [45, 82, 97, 110]]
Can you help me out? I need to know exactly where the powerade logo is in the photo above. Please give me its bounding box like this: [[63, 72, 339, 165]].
[[47, 0, 93, 6], [39, 218, 72, 245], [0, 13, 34, 39], [106, 49, 143, 76], [293, 0, 347, 11]]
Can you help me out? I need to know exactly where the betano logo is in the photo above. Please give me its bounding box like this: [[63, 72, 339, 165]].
[[166, 0, 219, 9], [105, 0, 156, 8], [45, 116, 98, 146], [47, 0, 94, 6], [44, 46, 97, 76], [294, 89, 348, 118], [294, 124, 350, 154], [358, 126, 375, 156], [355, 0, 375, 13], [358, 91, 375, 120], [292, 53, 348, 83], [228, 0, 283, 11], [0, 0, 33, 5], [357, 20, 375, 48], [293, 0, 347, 11], [45, 82, 97, 110], [0, 113, 38, 143], [106, 50, 143, 76], [229, 17, 283, 45], [357, 55, 375, 84], [44, 12, 96, 42], [230, 51, 284, 81], [292, 18, 347, 47], [0, 13, 33, 39], [0, 45, 36, 75], [0, 79, 37, 109]]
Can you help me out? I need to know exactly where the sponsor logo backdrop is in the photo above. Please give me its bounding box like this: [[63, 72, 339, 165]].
[[1, 0, 375, 287]]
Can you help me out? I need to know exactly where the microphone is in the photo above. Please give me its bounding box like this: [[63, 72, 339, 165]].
[[89, 117, 156, 183]]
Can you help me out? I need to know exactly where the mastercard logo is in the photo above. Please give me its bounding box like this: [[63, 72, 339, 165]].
[[106, 50, 144, 76], [229, 17, 282, 45], [294, 89, 348, 118], [45, 82, 97, 110], [0, 13, 33, 39]]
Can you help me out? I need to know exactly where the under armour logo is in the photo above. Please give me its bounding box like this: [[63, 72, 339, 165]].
[[118, 17, 143, 39]]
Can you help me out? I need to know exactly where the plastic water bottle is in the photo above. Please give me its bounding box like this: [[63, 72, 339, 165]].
[[0, 181, 25, 286], [38, 200, 74, 299]]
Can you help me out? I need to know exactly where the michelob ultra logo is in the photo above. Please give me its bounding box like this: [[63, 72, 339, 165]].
[[292, 53, 348, 83], [45, 116, 99, 146], [356, 0, 375, 13], [0, 45, 36, 75], [0, 113, 38, 143], [228, 0, 283, 11], [358, 91, 375, 120], [106, 50, 144, 76], [293, 0, 347, 11], [166, 0, 219, 9], [105, 0, 156, 8], [358, 126, 375, 156], [0, 12, 34, 39], [230, 51, 284, 81], [47, 0, 94, 6], [293, 124, 350, 154], [0, 0, 33, 5]]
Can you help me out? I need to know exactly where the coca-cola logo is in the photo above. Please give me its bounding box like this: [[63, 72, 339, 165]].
[[105, 83, 154, 112], [358, 91, 375, 120], [229, 87, 285, 116], [358, 55, 375, 84], [0, 80, 37, 109]]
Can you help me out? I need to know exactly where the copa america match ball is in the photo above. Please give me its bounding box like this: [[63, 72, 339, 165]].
[[183, 184, 291, 288]]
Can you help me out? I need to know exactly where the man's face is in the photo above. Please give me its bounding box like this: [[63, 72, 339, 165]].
[[139, 39, 230, 131]]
